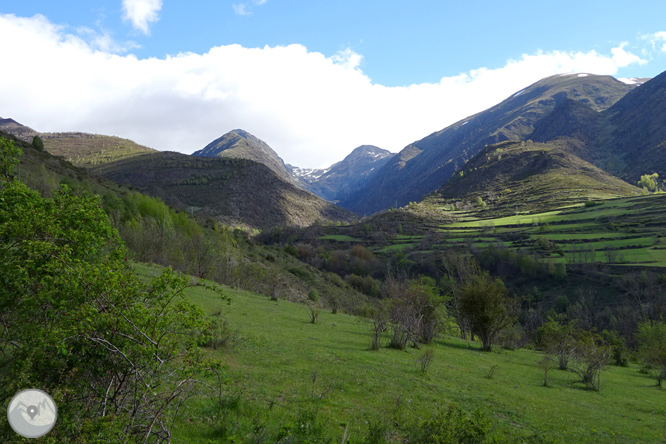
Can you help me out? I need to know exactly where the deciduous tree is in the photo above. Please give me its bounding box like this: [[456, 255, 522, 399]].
[[458, 272, 518, 352], [0, 138, 226, 442], [637, 320, 666, 387]]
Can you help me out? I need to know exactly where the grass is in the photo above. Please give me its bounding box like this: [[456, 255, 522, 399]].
[[42, 133, 156, 167], [433, 193, 666, 268], [319, 234, 362, 242], [131, 263, 666, 443], [376, 242, 417, 253]]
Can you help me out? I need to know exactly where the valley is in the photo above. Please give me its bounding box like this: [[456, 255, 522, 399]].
[[2, 68, 666, 443], [151, 261, 666, 443]]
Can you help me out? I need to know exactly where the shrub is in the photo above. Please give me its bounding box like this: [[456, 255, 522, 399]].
[[308, 289, 320, 302], [205, 319, 240, 350], [410, 404, 502, 444], [636, 320, 666, 387], [276, 409, 332, 444], [415, 349, 435, 374], [0, 139, 227, 441], [288, 266, 310, 280], [568, 331, 610, 391]]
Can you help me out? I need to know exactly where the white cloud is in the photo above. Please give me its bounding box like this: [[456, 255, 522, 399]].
[[0, 13, 651, 169], [649, 31, 666, 53], [77, 26, 139, 53], [122, 0, 162, 34], [233, 0, 268, 16], [331, 48, 363, 71], [232, 4, 251, 16], [611, 42, 647, 67]]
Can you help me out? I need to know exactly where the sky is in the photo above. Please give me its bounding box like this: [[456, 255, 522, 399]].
[[1, 1, 665, 168]]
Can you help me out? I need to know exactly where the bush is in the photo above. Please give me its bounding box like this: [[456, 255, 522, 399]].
[[308, 289, 320, 302], [0, 139, 226, 441], [409, 404, 504, 444], [276, 409, 333, 444], [288, 266, 310, 280], [636, 320, 666, 387]]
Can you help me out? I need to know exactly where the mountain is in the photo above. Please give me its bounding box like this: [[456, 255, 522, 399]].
[[192, 129, 297, 185], [0, 118, 156, 167], [339, 74, 639, 215], [595, 70, 666, 181], [0, 129, 130, 199], [91, 151, 357, 229], [529, 71, 666, 185], [0, 117, 39, 140], [287, 145, 395, 201], [432, 139, 640, 215]]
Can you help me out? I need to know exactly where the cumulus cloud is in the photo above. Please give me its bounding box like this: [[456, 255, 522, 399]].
[[611, 42, 647, 67], [122, 0, 162, 34], [76, 25, 139, 53], [0, 13, 650, 168], [649, 31, 666, 53], [233, 0, 268, 16], [232, 4, 251, 16]]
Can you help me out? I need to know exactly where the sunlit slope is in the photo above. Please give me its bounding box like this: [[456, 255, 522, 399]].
[[130, 263, 666, 444]]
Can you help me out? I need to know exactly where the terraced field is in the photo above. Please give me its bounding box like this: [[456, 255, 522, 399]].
[[372, 194, 666, 268]]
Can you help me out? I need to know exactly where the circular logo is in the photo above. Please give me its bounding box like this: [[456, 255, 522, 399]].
[[7, 389, 58, 438]]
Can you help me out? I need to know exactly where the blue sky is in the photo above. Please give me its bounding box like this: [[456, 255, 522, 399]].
[[1, 1, 665, 167]]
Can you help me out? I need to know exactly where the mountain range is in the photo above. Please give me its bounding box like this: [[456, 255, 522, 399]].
[[3, 69, 666, 229], [337, 73, 651, 215], [286, 145, 395, 202], [90, 150, 357, 229], [0, 121, 358, 229]]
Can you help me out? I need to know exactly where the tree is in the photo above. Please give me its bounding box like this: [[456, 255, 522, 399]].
[[636, 320, 666, 387], [567, 331, 610, 391], [536, 315, 578, 370], [381, 274, 449, 350], [0, 138, 226, 442], [369, 303, 389, 350], [638, 173, 659, 192], [458, 272, 518, 351], [438, 251, 482, 340], [31, 135, 44, 151]]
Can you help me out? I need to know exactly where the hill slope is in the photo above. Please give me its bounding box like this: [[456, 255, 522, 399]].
[[0, 130, 132, 199], [433, 139, 641, 215], [598, 70, 666, 181], [91, 151, 357, 229], [288, 145, 395, 201], [0, 118, 156, 167], [192, 129, 297, 185], [340, 74, 638, 215]]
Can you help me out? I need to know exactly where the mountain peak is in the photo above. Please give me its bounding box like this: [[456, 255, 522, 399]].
[[0, 118, 39, 141], [289, 144, 395, 202], [348, 145, 393, 159], [229, 128, 251, 138], [340, 72, 639, 215], [192, 129, 296, 184]]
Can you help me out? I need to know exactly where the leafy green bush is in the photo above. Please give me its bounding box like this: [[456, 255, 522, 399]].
[[288, 266, 310, 280], [0, 138, 225, 442], [409, 404, 505, 443], [308, 289, 320, 302]]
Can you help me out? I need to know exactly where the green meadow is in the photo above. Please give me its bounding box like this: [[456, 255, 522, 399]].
[[132, 263, 666, 443], [420, 194, 666, 268]]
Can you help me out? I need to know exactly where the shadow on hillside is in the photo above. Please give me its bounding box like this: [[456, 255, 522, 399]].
[[434, 337, 485, 352]]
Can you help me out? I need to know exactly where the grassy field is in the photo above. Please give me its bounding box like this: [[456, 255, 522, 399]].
[[367, 194, 666, 268], [133, 263, 666, 443], [42, 133, 156, 166], [319, 234, 362, 242]]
